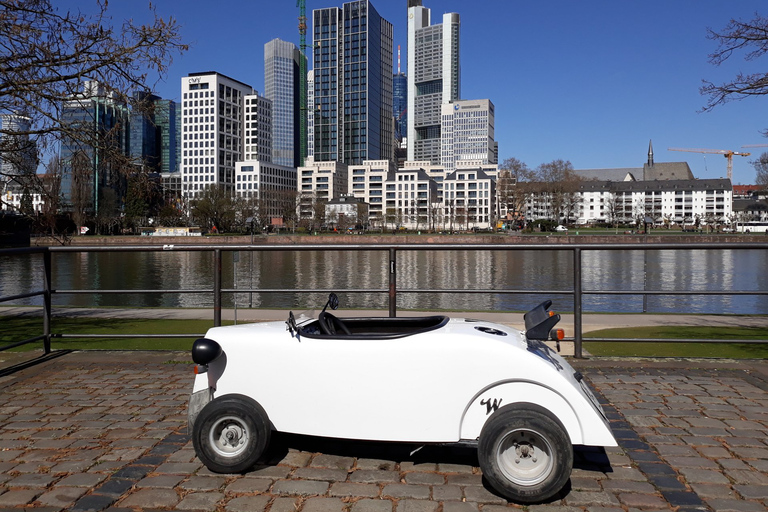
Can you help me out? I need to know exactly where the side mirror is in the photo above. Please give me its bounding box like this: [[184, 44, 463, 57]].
[[328, 293, 339, 311]]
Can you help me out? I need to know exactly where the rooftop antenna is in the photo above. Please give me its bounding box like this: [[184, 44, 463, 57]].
[[397, 45, 401, 74]]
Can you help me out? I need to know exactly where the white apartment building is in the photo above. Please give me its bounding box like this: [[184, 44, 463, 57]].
[[440, 99, 498, 174], [180, 72, 258, 200], [297, 157, 348, 220], [348, 160, 394, 226], [442, 167, 496, 230], [525, 178, 733, 226], [384, 168, 437, 230]]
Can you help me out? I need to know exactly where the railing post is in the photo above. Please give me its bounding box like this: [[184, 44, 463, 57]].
[[573, 247, 583, 359], [213, 249, 222, 327], [389, 247, 397, 317], [43, 250, 52, 354]]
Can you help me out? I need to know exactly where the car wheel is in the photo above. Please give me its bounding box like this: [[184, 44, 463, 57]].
[[478, 403, 572, 503], [192, 394, 271, 473]]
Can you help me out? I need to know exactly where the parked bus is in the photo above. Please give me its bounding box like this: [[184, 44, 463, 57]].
[[736, 221, 768, 233]]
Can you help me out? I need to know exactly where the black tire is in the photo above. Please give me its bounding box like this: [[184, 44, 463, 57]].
[[478, 403, 573, 503], [192, 394, 271, 473]]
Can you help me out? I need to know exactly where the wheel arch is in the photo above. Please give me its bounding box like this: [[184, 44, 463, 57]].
[[459, 381, 584, 444]]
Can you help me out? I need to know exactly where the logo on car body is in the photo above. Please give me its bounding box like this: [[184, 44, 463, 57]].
[[480, 398, 502, 415]]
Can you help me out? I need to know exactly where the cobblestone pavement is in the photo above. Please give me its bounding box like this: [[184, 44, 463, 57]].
[[0, 352, 766, 512]]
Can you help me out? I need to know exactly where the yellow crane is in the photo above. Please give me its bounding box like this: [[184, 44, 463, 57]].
[[667, 147, 750, 181]]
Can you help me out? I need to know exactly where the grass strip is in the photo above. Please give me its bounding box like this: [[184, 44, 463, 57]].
[[0, 316, 238, 351], [584, 326, 768, 358]]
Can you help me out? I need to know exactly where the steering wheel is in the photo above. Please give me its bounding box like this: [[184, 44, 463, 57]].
[[318, 312, 351, 336]]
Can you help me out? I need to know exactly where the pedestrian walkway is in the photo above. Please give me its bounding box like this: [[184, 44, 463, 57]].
[[0, 351, 766, 511]]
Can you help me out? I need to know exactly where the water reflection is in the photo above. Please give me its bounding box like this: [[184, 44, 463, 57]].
[[0, 248, 765, 314]]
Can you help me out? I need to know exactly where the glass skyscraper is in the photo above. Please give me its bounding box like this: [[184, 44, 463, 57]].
[[264, 38, 306, 168], [60, 81, 130, 211], [393, 72, 407, 142], [312, 0, 393, 165]]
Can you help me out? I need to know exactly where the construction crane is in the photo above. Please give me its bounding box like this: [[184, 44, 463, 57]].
[[667, 147, 750, 181]]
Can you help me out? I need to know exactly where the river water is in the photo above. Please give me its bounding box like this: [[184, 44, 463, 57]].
[[1, 248, 766, 314]]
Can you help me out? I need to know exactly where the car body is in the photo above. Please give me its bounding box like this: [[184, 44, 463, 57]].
[[188, 298, 616, 503], [554, 225, 568, 232]]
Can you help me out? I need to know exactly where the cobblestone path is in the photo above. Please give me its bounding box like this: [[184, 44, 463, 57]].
[[0, 353, 766, 511]]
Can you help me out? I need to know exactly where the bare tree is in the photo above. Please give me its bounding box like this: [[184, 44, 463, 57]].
[[701, 13, 768, 120], [69, 151, 93, 230], [534, 160, 580, 223], [0, 0, 187, 218], [752, 151, 768, 187]]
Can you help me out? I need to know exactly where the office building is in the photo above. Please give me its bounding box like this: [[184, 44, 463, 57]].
[[265, 38, 306, 168], [393, 71, 407, 142], [407, 0, 460, 164], [243, 93, 273, 163], [60, 80, 130, 211], [180, 72, 255, 199], [312, 0, 394, 165], [129, 91, 161, 172], [0, 113, 36, 182], [307, 70, 315, 159], [155, 99, 179, 175], [0, 113, 38, 212], [440, 99, 497, 173]]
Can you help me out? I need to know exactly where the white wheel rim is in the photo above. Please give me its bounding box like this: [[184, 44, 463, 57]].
[[495, 428, 554, 486], [209, 415, 250, 458]]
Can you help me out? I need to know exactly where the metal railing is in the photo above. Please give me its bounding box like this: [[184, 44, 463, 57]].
[[2, 242, 767, 358]]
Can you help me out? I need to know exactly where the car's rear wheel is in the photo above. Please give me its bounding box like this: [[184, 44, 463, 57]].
[[192, 394, 271, 473], [478, 403, 572, 503]]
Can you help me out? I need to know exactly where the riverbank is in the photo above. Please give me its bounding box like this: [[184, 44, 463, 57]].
[[30, 232, 768, 246]]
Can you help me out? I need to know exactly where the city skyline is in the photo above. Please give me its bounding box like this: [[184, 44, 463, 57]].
[[48, 0, 768, 184]]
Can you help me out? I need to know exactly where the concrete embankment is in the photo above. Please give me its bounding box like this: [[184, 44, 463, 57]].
[[30, 232, 768, 246]]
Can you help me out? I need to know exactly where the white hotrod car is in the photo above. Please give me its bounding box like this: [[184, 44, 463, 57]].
[[188, 296, 616, 503]]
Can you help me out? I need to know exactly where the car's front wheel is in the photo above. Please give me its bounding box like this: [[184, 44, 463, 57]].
[[478, 403, 573, 503], [192, 394, 271, 473]]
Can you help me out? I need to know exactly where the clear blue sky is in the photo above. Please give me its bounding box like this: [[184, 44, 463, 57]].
[[62, 0, 768, 184]]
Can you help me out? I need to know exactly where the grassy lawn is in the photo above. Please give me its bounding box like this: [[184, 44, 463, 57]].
[[0, 316, 239, 351], [3, 316, 768, 358], [584, 326, 768, 358]]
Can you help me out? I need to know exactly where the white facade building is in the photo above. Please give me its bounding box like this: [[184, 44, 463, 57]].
[[180, 72, 255, 200], [384, 168, 437, 230], [440, 99, 497, 174], [524, 178, 733, 226], [297, 157, 349, 220], [243, 93, 272, 163], [307, 70, 314, 160], [442, 167, 496, 229], [348, 160, 393, 226]]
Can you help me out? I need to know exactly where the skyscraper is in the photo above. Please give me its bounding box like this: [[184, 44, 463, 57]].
[[60, 81, 130, 212], [129, 91, 161, 172], [407, 0, 460, 164], [155, 99, 179, 175], [393, 71, 407, 143], [307, 70, 315, 159], [312, 0, 393, 165], [264, 38, 306, 168], [0, 113, 36, 182]]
